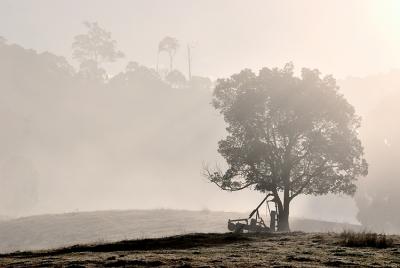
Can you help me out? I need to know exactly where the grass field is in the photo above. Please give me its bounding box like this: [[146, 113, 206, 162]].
[[0, 232, 399, 267], [0, 209, 361, 254]]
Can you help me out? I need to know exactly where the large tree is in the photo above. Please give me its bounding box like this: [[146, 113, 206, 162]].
[[205, 63, 368, 231]]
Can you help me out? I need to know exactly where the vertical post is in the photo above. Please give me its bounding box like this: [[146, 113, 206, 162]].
[[187, 44, 192, 81], [270, 211, 276, 231], [156, 51, 159, 74], [169, 53, 173, 72]]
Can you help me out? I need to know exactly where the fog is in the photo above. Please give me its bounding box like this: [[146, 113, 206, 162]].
[[0, 0, 400, 232]]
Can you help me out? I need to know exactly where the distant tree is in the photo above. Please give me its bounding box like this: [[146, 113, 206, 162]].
[[77, 59, 107, 81], [166, 69, 186, 88], [158, 36, 179, 72], [189, 75, 212, 90], [109, 61, 163, 90], [72, 21, 124, 80], [204, 63, 368, 231], [125, 61, 140, 73], [0, 41, 75, 89]]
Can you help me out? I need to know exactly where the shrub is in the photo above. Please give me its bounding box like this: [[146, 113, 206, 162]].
[[339, 230, 393, 248]]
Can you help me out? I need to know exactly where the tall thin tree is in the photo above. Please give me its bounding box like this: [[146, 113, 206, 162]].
[[158, 36, 179, 72]]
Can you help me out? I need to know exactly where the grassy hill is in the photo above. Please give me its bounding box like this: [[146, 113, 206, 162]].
[[0, 209, 360, 253]]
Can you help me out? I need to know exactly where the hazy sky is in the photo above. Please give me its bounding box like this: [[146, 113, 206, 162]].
[[1, 0, 400, 78], [1, 0, 399, 224]]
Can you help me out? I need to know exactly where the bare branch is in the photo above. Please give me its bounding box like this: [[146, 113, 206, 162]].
[[202, 163, 255, 192]]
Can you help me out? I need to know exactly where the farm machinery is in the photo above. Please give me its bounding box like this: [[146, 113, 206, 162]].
[[227, 194, 279, 233]]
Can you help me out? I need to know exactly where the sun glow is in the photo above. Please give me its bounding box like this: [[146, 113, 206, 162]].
[[370, 1, 400, 41]]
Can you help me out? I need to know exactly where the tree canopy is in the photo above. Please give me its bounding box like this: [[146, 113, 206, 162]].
[[206, 63, 368, 230], [72, 21, 124, 79], [166, 69, 186, 88]]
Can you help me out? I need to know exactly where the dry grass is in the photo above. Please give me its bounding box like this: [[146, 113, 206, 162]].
[[0, 232, 399, 267], [0, 209, 362, 253], [340, 230, 394, 248]]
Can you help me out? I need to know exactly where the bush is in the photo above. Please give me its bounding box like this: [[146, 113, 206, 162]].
[[339, 230, 394, 248]]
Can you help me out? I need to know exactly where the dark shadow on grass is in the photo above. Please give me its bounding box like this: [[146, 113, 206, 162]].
[[0, 233, 254, 258]]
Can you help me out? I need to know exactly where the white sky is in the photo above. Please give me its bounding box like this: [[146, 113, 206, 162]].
[[1, 0, 400, 79]]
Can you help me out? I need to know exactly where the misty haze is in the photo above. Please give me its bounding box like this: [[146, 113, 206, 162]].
[[0, 1, 400, 267]]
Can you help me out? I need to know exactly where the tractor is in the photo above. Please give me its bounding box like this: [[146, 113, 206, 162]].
[[227, 193, 279, 233]]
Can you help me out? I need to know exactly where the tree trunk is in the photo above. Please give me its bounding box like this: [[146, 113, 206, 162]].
[[156, 52, 159, 73], [187, 45, 192, 81], [277, 186, 290, 232], [169, 53, 173, 72], [277, 207, 290, 231]]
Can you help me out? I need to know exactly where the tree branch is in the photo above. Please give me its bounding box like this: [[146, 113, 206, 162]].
[[211, 180, 255, 191], [289, 160, 329, 201], [202, 164, 256, 192]]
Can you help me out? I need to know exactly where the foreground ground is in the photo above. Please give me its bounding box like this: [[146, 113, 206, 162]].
[[0, 232, 399, 267]]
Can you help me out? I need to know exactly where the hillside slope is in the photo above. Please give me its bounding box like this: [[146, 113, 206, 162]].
[[0, 209, 360, 253]]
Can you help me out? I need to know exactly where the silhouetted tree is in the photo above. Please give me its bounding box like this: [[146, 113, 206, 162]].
[[205, 63, 368, 231], [76, 59, 107, 81], [72, 21, 124, 80], [166, 69, 186, 88], [109, 61, 163, 90], [158, 36, 179, 72], [126, 61, 140, 72]]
